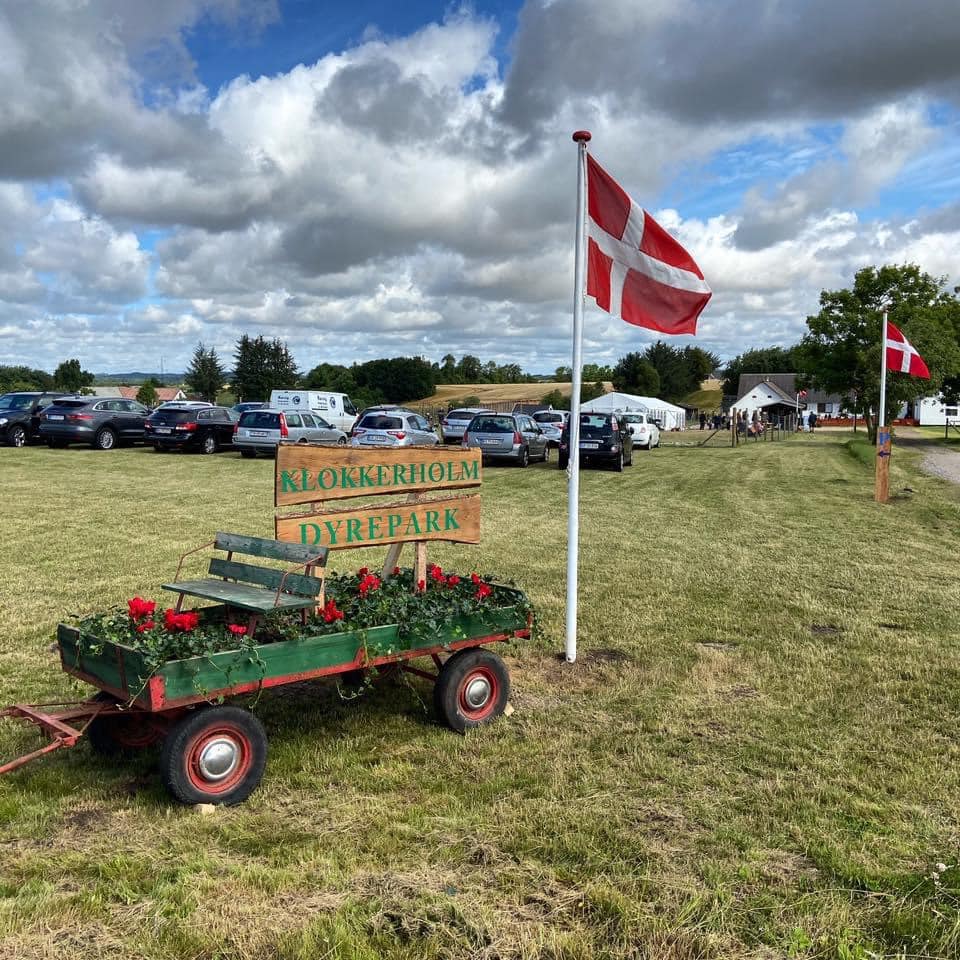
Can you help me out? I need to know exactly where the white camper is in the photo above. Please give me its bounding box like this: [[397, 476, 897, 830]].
[[268, 390, 358, 433]]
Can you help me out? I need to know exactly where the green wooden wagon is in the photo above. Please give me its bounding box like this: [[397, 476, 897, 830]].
[[1, 533, 532, 806]]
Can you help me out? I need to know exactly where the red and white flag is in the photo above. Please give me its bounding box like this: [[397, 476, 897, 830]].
[[586, 154, 711, 335], [886, 321, 930, 379]]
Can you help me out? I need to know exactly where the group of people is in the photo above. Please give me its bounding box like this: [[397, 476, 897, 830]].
[[698, 412, 728, 431]]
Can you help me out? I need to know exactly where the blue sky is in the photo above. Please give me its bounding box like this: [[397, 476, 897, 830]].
[[2, 0, 959, 374]]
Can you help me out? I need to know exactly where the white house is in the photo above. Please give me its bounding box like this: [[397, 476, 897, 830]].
[[917, 395, 959, 426]]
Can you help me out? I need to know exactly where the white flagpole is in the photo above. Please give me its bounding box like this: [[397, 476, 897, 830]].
[[565, 130, 591, 664], [878, 309, 888, 429]]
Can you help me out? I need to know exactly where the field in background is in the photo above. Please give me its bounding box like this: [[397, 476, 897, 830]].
[[1, 435, 959, 958]]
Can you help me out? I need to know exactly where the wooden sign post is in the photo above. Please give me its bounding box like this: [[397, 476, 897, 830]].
[[874, 425, 891, 504], [274, 445, 482, 585]]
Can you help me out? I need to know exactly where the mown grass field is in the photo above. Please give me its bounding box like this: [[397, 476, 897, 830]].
[[1, 433, 959, 959]]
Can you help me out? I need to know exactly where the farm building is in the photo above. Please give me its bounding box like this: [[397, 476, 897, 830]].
[[916, 395, 960, 426]]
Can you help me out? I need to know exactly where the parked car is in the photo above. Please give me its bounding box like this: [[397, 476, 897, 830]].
[[350, 409, 439, 448], [233, 408, 348, 458], [557, 413, 634, 471], [439, 407, 494, 444], [462, 413, 549, 467], [531, 409, 569, 447], [620, 412, 661, 449], [146, 405, 238, 454], [268, 390, 358, 433], [0, 391, 70, 446], [39, 397, 151, 450], [156, 400, 213, 410], [231, 402, 268, 416]]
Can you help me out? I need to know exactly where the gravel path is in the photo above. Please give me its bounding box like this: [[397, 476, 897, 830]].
[[894, 427, 960, 485]]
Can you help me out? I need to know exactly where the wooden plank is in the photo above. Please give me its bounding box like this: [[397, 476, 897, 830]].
[[160, 579, 316, 613], [874, 425, 891, 503], [275, 445, 482, 507], [275, 494, 481, 549], [214, 532, 328, 566], [208, 558, 323, 597]]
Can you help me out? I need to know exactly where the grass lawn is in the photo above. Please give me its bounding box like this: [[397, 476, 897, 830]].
[[913, 425, 960, 446], [1, 434, 959, 959]]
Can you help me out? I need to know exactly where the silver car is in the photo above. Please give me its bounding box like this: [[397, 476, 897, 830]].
[[439, 407, 493, 443], [463, 413, 549, 467], [350, 409, 439, 447], [532, 409, 569, 447], [233, 408, 347, 457]]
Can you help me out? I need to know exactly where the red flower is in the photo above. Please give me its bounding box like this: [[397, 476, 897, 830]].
[[447, 575, 461, 587], [358, 573, 381, 596], [128, 596, 156, 621], [357, 567, 369, 577], [429, 565, 445, 582], [474, 583, 492, 601], [322, 599, 344, 623], [392, 566, 402, 576], [228, 624, 248, 636], [416, 579, 426, 592], [163, 608, 200, 632], [135, 619, 155, 634], [471, 572, 481, 585]]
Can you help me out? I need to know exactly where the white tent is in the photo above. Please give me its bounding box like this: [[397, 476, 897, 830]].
[[580, 392, 687, 431]]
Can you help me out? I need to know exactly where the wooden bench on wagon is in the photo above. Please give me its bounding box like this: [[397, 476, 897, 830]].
[[162, 532, 329, 634]]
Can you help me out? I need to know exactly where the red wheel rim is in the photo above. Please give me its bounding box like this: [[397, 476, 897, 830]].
[[457, 666, 500, 721], [184, 725, 253, 796]]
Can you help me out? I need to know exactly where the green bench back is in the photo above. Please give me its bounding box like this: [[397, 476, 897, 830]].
[[211, 532, 328, 598]]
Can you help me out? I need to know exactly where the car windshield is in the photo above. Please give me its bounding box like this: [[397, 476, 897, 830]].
[[0, 394, 37, 411], [579, 415, 613, 437], [240, 411, 281, 429], [448, 409, 481, 420], [470, 416, 515, 433], [49, 399, 89, 409], [533, 412, 564, 424], [621, 414, 644, 423], [360, 415, 403, 430]]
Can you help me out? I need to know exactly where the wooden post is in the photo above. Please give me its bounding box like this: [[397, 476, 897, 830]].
[[414, 541, 427, 586], [874, 425, 891, 503]]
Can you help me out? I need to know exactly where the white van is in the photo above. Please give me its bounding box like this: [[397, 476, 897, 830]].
[[268, 390, 358, 433]]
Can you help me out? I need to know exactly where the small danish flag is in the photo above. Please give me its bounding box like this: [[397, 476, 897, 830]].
[[886, 321, 930, 379], [585, 155, 711, 336]]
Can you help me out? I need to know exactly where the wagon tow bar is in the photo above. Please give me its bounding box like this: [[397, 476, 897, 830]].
[[0, 700, 118, 775]]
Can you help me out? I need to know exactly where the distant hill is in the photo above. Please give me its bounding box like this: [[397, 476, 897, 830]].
[[93, 373, 185, 384]]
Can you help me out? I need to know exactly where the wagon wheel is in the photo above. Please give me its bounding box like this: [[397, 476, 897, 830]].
[[86, 692, 165, 757], [160, 706, 267, 805], [434, 648, 510, 733]]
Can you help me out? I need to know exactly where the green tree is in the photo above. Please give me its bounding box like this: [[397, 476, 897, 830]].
[[581, 381, 605, 403], [0, 366, 54, 392], [352, 356, 436, 402], [456, 355, 482, 383], [53, 358, 94, 394], [554, 366, 572, 382], [231, 335, 300, 402], [184, 343, 227, 403], [582, 363, 613, 382], [439, 354, 459, 383], [611, 353, 661, 396], [136, 381, 159, 407], [540, 388, 569, 410], [722, 346, 799, 398], [798, 264, 960, 442], [303, 362, 357, 395]]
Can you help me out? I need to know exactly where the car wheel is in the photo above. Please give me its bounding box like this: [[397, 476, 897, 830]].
[[518, 446, 530, 468], [201, 433, 217, 455], [93, 427, 117, 451], [614, 450, 624, 472], [337, 436, 347, 446], [160, 705, 267, 806], [240, 449, 256, 459], [542, 444, 550, 463], [558, 453, 568, 470], [433, 648, 510, 733], [7, 424, 27, 447]]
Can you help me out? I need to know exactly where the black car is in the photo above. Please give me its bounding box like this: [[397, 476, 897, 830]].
[[0, 391, 70, 446], [557, 412, 634, 471], [146, 405, 238, 454], [39, 397, 151, 450]]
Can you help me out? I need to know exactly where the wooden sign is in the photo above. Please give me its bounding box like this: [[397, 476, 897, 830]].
[[874, 425, 891, 503], [275, 494, 481, 549], [275, 445, 482, 507]]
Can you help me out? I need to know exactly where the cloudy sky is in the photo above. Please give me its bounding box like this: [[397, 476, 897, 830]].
[[3, 0, 960, 375]]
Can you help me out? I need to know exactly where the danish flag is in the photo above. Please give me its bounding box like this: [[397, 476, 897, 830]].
[[886, 321, 930, 379], [586, 155, 711, 335]]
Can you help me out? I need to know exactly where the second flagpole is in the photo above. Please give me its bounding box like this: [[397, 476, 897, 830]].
[[565, 130, 591, 664]]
